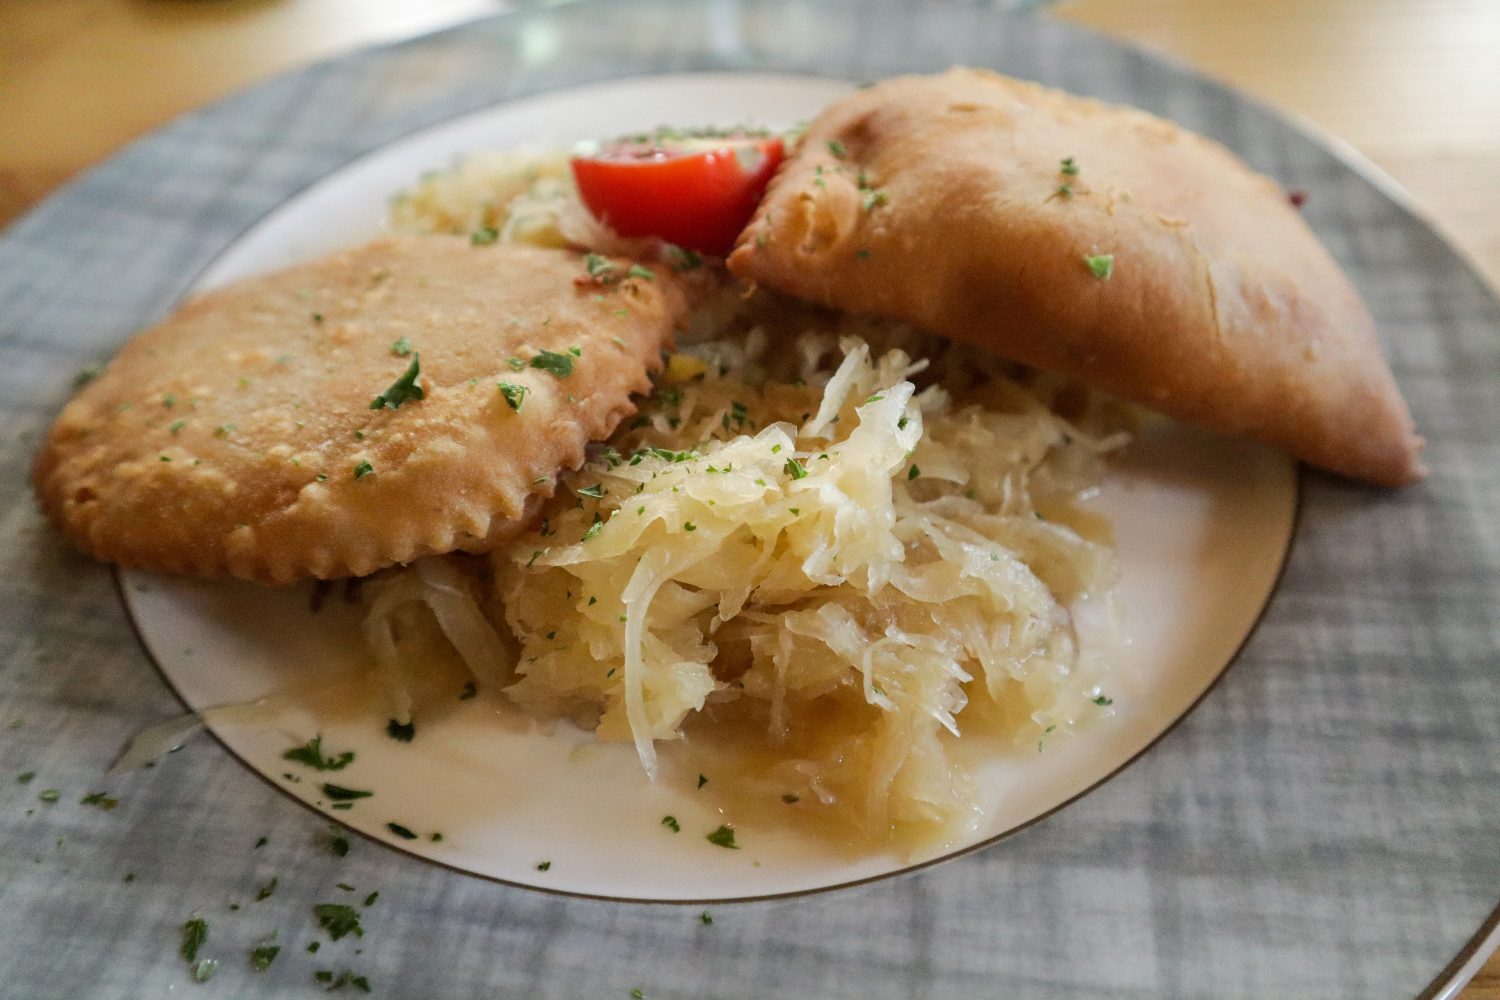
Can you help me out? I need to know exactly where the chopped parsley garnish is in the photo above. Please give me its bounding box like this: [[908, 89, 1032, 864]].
[[1092, 694, 1114, 706], [73, 364, 104, 388], [661, 815, 681, 833], [583, 252, 631, 285], [705, 825, 739, 849], [683, 521, 697, 532], [897, 416, 909, 430], [498, 381, 528, 412], [321, 783, 373, 802], [576, 483, 606, 498], [363, 892, 379, 907], [627, 264, 656, 281], [529, 349, 575, 378], [865, 393, 885, 403], [390, 336, 413, 356], [1085, 253, 1115, 280], [251, 877, 278, 902], [631, 990, 646, 999], [386, 822, 418, 840], [192, 958, 218, 983], [697, 774, 709, 789], [255, 836, 268, 848], [328, 827, 350, 857], [316, 969, 371, 992], [647, 446, 697, 463], [249, 944, 280, 972], [782, 794, 800, 804], [1059, 156, 1080, 176], [783, 457, 808, 480], [16, 771, 34, 784], [536, 861, 552, 871], [907, 464, 920, 480], [38, 789, 60, 803], [368, 353, 424, 410], [307, 942, 320, 954], [282, 735, 354, 772], [826, 139, 847, 159], [1037, 723, 1058, 753], [313, 904, 364, 941], [581, 513, 604, 542], [506, 356, 527, 371], [470, 226, 499, 245], [181, 917, 208, 962], [385, 719, 415, 743], [700, 911, 713, 925], [667, 245, 703, 272], [353, 461, 374, 480], [861, 188, 888, 211], [169, 419, 186, 434], [459, 682, 478, 701], [80, 791, 118, 810]]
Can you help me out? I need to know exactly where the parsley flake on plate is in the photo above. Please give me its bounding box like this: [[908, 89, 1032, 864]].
[[282, 735, 354, 772], [1085, 253, 1115, 280], [321, 783, 373, 802], [385, 719, 415, 743], [705, 825, 739, 849]]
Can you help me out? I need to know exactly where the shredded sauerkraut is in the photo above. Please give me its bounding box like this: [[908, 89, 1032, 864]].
[[367, 151, 1129, 849]]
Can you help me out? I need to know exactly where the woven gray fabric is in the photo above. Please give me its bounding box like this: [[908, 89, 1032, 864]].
[[1, 2, 1496, 998]]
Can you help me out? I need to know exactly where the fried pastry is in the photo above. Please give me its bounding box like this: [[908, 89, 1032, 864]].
[[729, 68, 1424, 486], [34, 237, 685, 582]]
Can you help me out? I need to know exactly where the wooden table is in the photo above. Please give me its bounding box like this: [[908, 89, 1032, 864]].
[[2, 1, 1496, 995]]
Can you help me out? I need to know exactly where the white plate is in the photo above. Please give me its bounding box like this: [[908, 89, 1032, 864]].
[[121, 72, 1297, 902]]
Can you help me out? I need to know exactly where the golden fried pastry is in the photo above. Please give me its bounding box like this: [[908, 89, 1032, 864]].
[[34, 237, 685, 583], [729, 68, 1424, 486]]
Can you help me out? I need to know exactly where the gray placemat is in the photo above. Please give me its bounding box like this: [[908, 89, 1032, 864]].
[[1, 2, 1496, 998]]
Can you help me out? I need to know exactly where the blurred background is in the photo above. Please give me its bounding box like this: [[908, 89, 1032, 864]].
[[2, 0, 1497, 298], [1, 0, 1496, 993]]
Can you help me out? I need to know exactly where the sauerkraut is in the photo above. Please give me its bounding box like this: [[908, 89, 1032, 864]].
[[370, 150, 1128, 849]]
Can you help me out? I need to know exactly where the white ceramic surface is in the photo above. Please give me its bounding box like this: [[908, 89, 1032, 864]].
[[120, 73, 1298, 902]]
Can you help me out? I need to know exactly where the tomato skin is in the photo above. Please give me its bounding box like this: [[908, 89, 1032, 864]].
[[570, 136, 784, 256]]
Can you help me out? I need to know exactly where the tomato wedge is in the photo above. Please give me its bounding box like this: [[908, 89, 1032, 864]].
[[570, 131, 784, 257]]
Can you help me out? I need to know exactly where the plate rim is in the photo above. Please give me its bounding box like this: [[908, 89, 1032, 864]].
[[112, 66, 1308, 907]]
